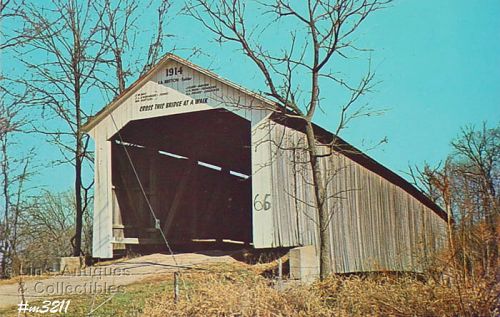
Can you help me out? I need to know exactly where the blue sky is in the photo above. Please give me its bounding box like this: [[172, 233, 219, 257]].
[[3, 0, 500, 192], [168, 0, 500, 180]]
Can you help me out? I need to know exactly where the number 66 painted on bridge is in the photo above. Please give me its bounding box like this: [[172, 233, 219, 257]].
[[253, 194, 271, 211]]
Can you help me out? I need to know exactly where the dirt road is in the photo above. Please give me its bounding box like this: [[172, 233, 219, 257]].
[[0, 251, 237, 310]]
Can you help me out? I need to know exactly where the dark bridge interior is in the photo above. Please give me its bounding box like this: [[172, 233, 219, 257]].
[[110, 109, 252, 252]]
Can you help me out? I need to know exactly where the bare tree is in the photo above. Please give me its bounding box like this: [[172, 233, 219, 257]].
[[0, 81, 34, 278], [410, 123, 499, 283], [16, 190, 76, 271], [450, 124, 499, 275], [0, 0, 36, 277], [96, 0, 140, 94], [0, 0, 27, 50], [185, 0, 390, 279], [140, 0, 172, 76], [95, 0, 172, 96], [17, 0, 106, 256], [8, 0, 175, 260]]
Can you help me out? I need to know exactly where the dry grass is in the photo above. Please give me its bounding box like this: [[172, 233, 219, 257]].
[[144, 271, 328, 316], [313, 274, 499, 316], [1, 261, 495, 316], [143, 263, 500, 317]]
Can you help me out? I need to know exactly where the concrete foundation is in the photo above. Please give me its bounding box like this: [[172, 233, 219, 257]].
[[59, 257, 83, 274], [289, 245, 319, 283]]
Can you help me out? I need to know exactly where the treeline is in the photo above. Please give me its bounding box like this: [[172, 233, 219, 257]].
[[0, 0, 174, 278], [409, 123, 499, 288]]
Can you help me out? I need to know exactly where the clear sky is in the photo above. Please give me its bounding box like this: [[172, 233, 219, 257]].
[[3, 0, 500, 193]]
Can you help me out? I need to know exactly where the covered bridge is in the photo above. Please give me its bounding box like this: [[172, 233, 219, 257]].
[[83, 53, 447, 273]]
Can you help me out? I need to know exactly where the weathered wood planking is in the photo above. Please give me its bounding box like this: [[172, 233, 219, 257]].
[[86, 54, 447, 271], [88, 55, 272, 258], [258, 121, 447, 273]]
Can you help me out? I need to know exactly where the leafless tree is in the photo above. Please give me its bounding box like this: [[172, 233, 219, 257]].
[[450, 124, 499, 276], [0, 0, 27, 50], [0, 81, 34, 278], [95, 0, 172, 96], [0, 0, 35, 278], [410, 123, 499, 286], [7, 0, 175, 260], [185, 0, 391, 279], [140, 0, 172, 76], [15, 190, 77, 271], [14, 0, 175, 258], [16, 0, 107, 257]]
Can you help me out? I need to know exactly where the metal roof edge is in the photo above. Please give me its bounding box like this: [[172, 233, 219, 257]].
[[81, 54, 448, 223], [269, 113, 450, 223]]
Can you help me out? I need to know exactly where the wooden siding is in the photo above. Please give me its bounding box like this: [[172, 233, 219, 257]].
[[88, 54, 447, 271], [89, 58, 270, 258], [91, 130, 113, 258], [259, 120, 447, 273]]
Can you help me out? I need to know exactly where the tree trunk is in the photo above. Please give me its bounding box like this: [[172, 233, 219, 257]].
[[115, 50, 125, 93], [73, 152, 83, 256], [72, 28, 83, 256], [72, 84, 83, 256], [304, 120, 332, 280], [1, 136, 9, 276]]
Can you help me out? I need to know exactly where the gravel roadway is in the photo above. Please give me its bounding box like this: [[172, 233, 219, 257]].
[[0, 251, 237, 310]]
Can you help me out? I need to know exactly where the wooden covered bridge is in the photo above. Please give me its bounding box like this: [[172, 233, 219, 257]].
[[83, 53, 447, 273]]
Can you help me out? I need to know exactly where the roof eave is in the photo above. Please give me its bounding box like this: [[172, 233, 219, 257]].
[[82, 53, 279, 133]]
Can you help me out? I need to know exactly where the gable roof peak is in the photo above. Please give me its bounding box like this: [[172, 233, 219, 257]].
[[82, 52, 277, 132]]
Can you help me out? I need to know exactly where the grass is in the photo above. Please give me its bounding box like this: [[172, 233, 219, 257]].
[[1, 261, 498, 316], [0, 274, 174, 317], [143, 263, 500, 317]]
